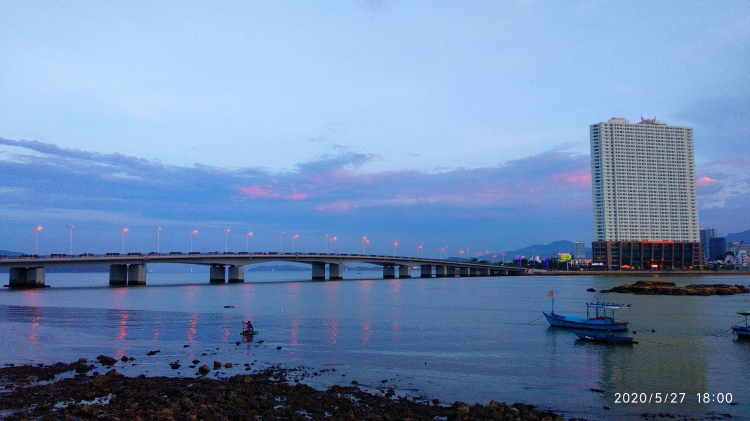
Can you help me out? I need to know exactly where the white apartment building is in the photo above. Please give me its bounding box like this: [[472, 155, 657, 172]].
[[590, 117, 699, 242]]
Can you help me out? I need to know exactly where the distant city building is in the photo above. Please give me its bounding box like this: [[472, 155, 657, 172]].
[[709, 237, 727, 261], [574, 242, 586, 259], [729, 250, 748, 268], [700, 228, 717, 261], [590, 117, 702, 269], [728, 242, 750, 257]]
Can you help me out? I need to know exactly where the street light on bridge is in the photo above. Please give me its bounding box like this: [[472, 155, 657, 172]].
[[224, 229, 230, 253], [330, 237, 337, 254], [458, 250, 464, 262], [121, 229, 128, 255], [246, 232, 253, 254], [190, 231, 198, 253], [393, 241, 398, 257], [157, 228, 162, 254], [280, 232, 285, 253], [418, 244, 424, 258], [325, 234, 329, 254], [362, 237, 369, 256], [35, 226, 43, 255], [70, 226, 75, 256], [292, 235, 299, 254]]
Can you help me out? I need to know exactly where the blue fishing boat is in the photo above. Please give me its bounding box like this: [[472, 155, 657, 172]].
[[733, 311, 750, 339], [543, 294, 630, 331], [574, 330, 638, 344]]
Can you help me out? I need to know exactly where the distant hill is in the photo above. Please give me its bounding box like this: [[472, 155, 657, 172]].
[[726, 229, 750, 244], [502, 241, 591, 260], [0, 250, 23, 257]]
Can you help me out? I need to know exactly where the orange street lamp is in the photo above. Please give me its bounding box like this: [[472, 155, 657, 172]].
[[190, 230, 198, 253], [362, 237, 369, 256], [331, 237, 337, 254], [224, 229, 231, 253], [121, 229, 128, 255], [393, 241, 398, 257], [292, 235, 299, 254], [35, 226, 43, 255], [459, 250, 464, 263], [246, 232, 253, 254]]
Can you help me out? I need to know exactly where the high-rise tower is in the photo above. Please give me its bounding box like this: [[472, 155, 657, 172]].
[[590, 117, 702, 270], [590, 117, 698, 242]]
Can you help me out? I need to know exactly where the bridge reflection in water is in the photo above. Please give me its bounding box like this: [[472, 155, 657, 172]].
[[1, 252, 526, 288]]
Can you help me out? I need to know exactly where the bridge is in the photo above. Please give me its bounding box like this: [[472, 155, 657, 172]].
[[1, 252, 526, 288]]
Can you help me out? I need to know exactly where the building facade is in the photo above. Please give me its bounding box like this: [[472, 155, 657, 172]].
[[709, 237, 727, 261], [574, 242, 586, 259], [590, 117, 702, 269], [700, 228, 717, 261]]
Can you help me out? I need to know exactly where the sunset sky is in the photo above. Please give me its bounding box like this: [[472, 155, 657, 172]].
[[1, 1, 748, 256]]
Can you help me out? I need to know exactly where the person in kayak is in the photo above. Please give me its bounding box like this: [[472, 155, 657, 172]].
[[243, 321, 254, 334]]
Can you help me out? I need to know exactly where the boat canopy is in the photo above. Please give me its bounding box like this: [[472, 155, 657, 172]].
[[586, 302, 631, 309], [738, 311, 750, 316]]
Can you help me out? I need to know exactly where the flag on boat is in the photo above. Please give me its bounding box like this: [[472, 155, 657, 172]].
[[547, 291, 553, 298]]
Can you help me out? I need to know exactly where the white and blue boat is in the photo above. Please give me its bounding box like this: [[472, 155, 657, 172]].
[[733, 311, 750, 339], [544, 300, 630, 331]]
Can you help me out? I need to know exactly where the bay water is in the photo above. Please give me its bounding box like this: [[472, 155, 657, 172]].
[[1, 271, 748, 419]]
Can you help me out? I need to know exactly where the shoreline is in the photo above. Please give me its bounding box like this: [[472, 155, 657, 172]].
[[529, 270, 749, 276], [0, 359, 564, 421]]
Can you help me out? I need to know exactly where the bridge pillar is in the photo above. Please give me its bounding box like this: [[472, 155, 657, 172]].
[[399, 266, 411, 278], [9, 267, 46, 288], [435, 265, 448, 277], [127, 264, 147, 285], [210, 265, 226, 283], [420, 265, 432, 278], [480, 268, 491, 276], [447, 266, 456, 277], [109, 264, 128, 286], [312, 262, 326, 280], [383, 266, 395, 279], [228, 265, 245, 283], [459, 267, 471, 277], [329, 263, 343, 280]]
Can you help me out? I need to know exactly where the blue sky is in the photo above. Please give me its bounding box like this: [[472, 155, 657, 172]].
[[1, 1, 749, 256]]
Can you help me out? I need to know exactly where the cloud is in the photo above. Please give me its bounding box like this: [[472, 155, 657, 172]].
[[696, 158, 750, 209]]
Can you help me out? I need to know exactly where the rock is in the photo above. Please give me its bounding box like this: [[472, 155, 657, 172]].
[[96, 355, 117, 366], [192, 359, 200, 364], [105, 369, 118, 377], [120, 356, 128, 362], [214, 361, 222, 370], [146, 350, 160, 356], [184, 344, 190, 348], [198, 365, 210, 375], [224, 363, 232, 369], [277, 346, 282, 350], [587, 288, 596, 292], [170, 362, 181, 370], [243, 376, 254, 384]]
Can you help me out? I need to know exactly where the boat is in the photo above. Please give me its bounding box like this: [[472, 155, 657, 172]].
[[543, 298, 630, 331], [240, 330, 259, 337], [574, 330, 638, 344], [733, 311, 750, 339]]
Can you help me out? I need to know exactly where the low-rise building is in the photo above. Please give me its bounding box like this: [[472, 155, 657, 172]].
[[592, 241, 703, 270]]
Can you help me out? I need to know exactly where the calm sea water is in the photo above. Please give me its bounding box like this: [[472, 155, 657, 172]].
[[1, 271, 749, 420]]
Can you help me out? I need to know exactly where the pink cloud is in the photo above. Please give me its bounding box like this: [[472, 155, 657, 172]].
[[552, 170, 591, 187], [287, 194, 308, 201], [239, 185, 276, 199], [696, 176, 717, 187], [316, 200, 357, 213]]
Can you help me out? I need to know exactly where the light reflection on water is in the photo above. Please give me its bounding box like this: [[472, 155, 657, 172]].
[[0, 271, 749, 420]]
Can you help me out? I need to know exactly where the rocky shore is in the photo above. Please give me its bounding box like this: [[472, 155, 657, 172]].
[[601, 280, 750, 295], [0, 359, 564, 420]]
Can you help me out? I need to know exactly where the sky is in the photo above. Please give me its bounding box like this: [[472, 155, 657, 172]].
[[1, 1, 749, 257]]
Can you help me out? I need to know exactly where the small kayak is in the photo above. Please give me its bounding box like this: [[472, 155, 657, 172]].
[[574, 330, 637, 344], [240, 331, 259, 336]]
